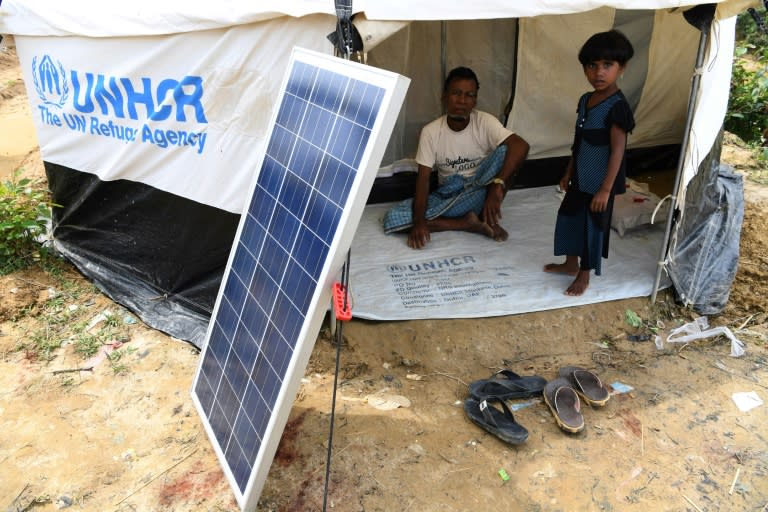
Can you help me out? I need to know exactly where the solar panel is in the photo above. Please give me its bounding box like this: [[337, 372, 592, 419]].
[[191, 47, 409, 511]]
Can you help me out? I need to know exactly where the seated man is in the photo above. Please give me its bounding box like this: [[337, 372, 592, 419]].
[[383, 66, 529, 249]]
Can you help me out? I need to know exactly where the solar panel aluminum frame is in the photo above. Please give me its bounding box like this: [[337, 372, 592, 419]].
[[191, 47, 409, 511]]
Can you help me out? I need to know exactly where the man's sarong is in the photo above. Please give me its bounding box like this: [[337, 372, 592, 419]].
[[383, 145, 507, 234]]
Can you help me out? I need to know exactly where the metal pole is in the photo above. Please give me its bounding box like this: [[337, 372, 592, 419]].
[[441, 20, 447, 93], [650, 29, 708, 302]]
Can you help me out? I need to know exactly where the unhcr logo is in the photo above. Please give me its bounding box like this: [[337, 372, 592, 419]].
[[388, 255, 476, 273], [31, 54, 209, 154], [32, 55, 69, 108]]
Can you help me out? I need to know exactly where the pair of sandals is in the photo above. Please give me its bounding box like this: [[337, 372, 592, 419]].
[[464, 369, 546, 445], [464, 367, 610, 444], [543, 366, 610, 434]]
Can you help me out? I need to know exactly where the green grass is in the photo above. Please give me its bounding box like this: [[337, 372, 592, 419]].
[[13, 263, 136, 371], [107, 346, 137, 375]]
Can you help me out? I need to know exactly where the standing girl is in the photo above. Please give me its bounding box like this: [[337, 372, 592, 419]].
[[544, 30, 635, 296]]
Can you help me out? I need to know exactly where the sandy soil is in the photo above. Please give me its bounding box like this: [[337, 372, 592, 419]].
[[1, 39, 767, 512]]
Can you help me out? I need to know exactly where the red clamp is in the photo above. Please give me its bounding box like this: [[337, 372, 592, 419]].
[[332, 282, 352, 321]]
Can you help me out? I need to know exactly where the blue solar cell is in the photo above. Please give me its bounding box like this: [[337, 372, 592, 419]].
[[286, 61, 316, 99], [258, 241, 288, 289], [232, 325, 260, 367], [327, 117, 356, 167], [210, 313, 234, 363], [303, 192, 342, 244], [256, 157, 285, 202], [341, 79, 381, 129], [266, 125, 294, 167], [247, 211, 271, 242], [311, 68, 348, 112], [282, 258, 315, 312], [243, 380, 270, 437], [241, 385, 265, 439], [224, 350, 249, 399], [268, 203, 300, 251], [276, 95, 308, 134], [231, 244, 258, 287], [249, 266, 278, 309], [316, 157, 351, 205], [201, 330, 224, 374], [278, 172, 312, 215], [358, 86, 384, 129], [300, 104, 335, 150], [287, 138, 322, 187], [272, 293, 304, 344], [232, 413, 258, 464], [261, 323, 291, 376], [240, 301, 268, 341], [216, 374, 239, 426], [195, 361, 216, 412], [225, 432, 251, 490], [223, 269, 248, 312], [292, 226, 328, 280], [209, 401, 232, 449], [249, 353, 273, 395], [215, 295, 239, 333]]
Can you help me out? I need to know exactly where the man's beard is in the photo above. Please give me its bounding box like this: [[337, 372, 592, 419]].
[[447, 114, 468, 121]]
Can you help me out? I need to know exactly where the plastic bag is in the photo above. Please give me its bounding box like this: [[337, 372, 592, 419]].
[[654, 316, 745, 357]]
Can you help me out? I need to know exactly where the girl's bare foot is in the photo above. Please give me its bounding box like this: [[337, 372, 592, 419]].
[[565, 270, 590, 296], [543, 261, 579, 276]]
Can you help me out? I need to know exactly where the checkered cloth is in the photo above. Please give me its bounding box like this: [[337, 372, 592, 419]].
[[383, 145, 507, 233]]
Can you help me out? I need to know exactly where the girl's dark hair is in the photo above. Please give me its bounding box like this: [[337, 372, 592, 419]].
[[578, 30, 635, 65], [443, 66, 479, 92]]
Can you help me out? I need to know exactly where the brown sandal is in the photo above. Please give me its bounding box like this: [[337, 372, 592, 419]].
[[558, 366, 610, 407], [543, 378, 584, 433]]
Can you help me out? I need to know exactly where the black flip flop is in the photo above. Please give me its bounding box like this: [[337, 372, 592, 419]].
[[464, 396, 529, 445], [558, 366, 610, 406], [468, 369, 547, 401], [543, 378, 585, 433]]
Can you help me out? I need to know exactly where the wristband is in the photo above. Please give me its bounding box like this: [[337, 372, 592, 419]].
[[490, 178, 506, 191]]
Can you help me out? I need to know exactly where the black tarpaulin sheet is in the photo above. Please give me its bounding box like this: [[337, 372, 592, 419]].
[[46, 162, 239, 348]]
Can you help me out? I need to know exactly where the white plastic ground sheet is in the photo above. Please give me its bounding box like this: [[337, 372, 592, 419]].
[[349, 185, 670, 320]]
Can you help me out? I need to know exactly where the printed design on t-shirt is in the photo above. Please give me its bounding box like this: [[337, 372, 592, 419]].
[[443, 155, 482, 174]]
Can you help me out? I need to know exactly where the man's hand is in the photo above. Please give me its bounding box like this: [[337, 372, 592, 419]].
[[482, 182, 505, 227], [408, 221, 430, 249]]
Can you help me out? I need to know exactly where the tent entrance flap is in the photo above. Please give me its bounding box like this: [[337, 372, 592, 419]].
[[651, 27, 708, 302]]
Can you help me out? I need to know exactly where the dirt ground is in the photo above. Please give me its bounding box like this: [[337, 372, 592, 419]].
[[1, 39, 767, 512]]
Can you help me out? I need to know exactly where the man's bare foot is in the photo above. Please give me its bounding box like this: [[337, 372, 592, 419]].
[[464, 212, 495, 239], [491, 224, 508, 242], [543, 262, 579, 276], [565, 270, 590, 296]]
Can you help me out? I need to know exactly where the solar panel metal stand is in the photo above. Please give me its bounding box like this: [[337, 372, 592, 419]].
[[322, 252, 352, 511]]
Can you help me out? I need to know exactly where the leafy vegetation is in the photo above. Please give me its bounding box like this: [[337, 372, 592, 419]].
[[0, 170, 56, 275], [725, 11, 768, 161]]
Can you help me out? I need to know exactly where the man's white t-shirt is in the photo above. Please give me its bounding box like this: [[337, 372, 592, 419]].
[[415, 110, 513, 184]]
